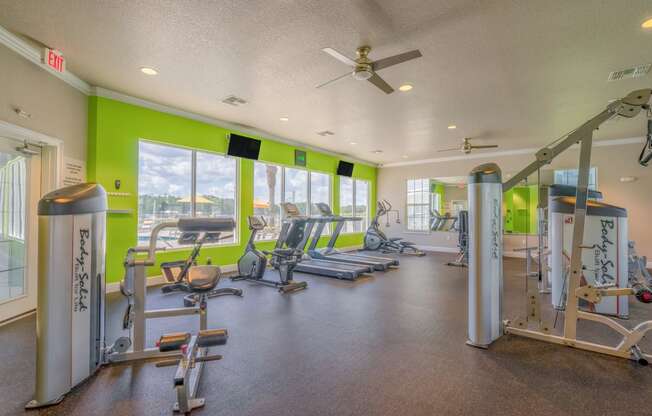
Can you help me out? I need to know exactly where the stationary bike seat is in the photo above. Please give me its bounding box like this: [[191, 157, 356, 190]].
[[186, 265, 221, 292]]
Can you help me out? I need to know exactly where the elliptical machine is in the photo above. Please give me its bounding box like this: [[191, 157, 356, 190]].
[[446, 210, 468, 267], [364, 200, 425, 256], [232, 215, 307, 293]]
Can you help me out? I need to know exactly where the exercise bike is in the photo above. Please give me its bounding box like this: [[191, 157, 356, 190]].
[[363, 199, 425, 256], [160, 224, 242, 306], [231, 215, 307, 293]]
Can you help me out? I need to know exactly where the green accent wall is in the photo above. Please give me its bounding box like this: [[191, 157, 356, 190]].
[[503, 185, 538, 234], [430, 181, 445, 212], [87, 96, 377, 283]]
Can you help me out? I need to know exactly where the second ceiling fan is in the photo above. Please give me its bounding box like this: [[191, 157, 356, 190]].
[[437, 137, 498, 154], [316, 45, 422, 94]]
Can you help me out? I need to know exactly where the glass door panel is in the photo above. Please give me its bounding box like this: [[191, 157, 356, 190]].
[[0, 137, 40, 323]]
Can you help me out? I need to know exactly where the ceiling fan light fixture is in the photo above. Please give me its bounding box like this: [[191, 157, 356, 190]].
[[353, 68, 373, 81], [447, 125, 457, 130], [398, 84, 413, 92], [279, 117, 289, 122]]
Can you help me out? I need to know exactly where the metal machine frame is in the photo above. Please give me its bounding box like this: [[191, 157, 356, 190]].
[[232, 215, 307, 293], [497, 89, 652, 364], [107, 218, 234, 412]]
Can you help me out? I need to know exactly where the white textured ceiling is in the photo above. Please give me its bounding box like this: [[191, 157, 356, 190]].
[[1, 0, 652, 165]]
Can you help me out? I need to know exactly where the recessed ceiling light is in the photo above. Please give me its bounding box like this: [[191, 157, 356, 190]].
[[372, 150, 383, 154], [279, 117, 289, 122], [402, 155, 408, 159], [140, 67, 158, 75], [447, 125, 457, 130], [642, 18, 652, 28], [349, 141, 357, 145], [398, 84, 413, 92]]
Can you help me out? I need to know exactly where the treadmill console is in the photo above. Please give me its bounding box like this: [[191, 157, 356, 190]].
[[315, 202, 333, 215], [281, 202, 302, 217]]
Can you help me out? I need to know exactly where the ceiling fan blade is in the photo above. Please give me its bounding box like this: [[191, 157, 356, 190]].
[[470, 145, 499, 149], [437, 147, 462, 152], [367, 73, 394, 94], [315, 72, 351, 89], [322, 48, 356, 67], [373, 49, 422, 71]]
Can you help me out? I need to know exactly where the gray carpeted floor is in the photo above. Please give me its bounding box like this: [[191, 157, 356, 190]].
[[1, 252, 651, 416]]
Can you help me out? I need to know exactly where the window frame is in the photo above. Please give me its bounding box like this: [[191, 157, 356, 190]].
[[339, 176, 370, 234], [553, 167, 598, 190], [137, 139, 240, 250], [253, 161, 334, 242], [405, 178, 431, 233]]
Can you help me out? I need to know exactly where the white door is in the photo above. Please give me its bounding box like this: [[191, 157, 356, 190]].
[[0, 136, 40, 323]]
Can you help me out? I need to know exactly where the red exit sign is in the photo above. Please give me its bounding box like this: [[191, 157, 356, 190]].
[[43, 48, 65, 73]]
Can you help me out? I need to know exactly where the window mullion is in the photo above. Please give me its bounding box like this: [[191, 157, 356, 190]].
[[307, 171, 312, 214], [191, 150, 197, 217]]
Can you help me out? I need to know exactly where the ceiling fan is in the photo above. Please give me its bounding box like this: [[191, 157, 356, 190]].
[[316, 45, 422, 94], [437, 137, 498, 154]]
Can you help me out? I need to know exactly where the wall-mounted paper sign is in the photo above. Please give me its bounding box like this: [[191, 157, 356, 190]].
[[63, 157, 86, 186]]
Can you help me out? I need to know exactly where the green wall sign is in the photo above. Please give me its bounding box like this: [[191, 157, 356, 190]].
[[295, 149, 306, 166]]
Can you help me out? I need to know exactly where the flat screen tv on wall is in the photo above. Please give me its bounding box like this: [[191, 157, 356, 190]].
[[337, 161, 354, 177], [227, 134, 261, 160]]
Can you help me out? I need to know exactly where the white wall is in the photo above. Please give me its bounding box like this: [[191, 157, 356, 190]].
[[0, 44, 87, 160], [378, 142, 652, 257]]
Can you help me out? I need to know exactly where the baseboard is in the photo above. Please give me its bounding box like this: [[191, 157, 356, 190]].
[[415, 245, 458, 253], [106, 263, 239, 293], [416, 245, 532, 259], [0, 309, 35, 327]]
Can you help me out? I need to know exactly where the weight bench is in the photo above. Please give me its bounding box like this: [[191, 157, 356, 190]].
[[156, 261, 230, 413]]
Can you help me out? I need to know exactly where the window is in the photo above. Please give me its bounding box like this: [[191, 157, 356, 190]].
[[339, 177, 370, 233], [354, 179, 369, 232], [310, 172, 332, 235], [284, 168, 308, 214], [253, 162, 332, 241], [553, 167, 597, 190], [406, 178, 430, 232], [0, 156, 26, 240], [138, 141, 237, 247], [253, 162, 282, 240]]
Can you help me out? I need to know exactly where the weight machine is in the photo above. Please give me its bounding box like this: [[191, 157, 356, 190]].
[[467, 89, 652, 364]]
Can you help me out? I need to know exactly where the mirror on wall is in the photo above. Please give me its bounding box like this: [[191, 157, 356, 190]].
[[428, 177, 467, 233], [425, 169, 561, 236]]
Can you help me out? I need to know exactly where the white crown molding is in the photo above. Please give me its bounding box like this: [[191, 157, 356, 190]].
[[380, 136, 646, 168], [0, 24, 91, 95], [0, 23, 375, 166], [92, 87, 378, 168], [0, 120, 63, 146]]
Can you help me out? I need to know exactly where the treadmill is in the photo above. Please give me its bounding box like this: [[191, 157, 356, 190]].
[[275, 203, 373, 280], [309, 203, 399, 271]]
